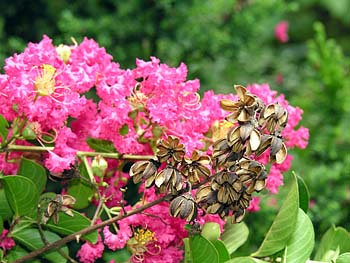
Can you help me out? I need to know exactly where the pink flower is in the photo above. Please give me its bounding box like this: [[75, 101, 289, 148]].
[[76, 235, 104, 263], [275, 21, 289, 43], [265, 165, 284, 194], [0, 229, 15, 252], [247, 196, 261, 212]]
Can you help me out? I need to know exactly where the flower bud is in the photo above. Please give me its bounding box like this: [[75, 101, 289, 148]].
[[91, 155, 108, 177], [56, 44, 71, 63]]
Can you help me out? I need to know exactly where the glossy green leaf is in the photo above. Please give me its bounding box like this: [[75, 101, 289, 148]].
[[296, 174, 309, 213], [45, 210, 98, 244], [11, 228, 68, 262], [18, 158, 47, 193], [336, 253, 350, 263], [252, 174, 299, 257], [283, 208, 314, 263], [211, 239, 230, 262], [0, 188, 13, 220], [221, 221, 249, 255], [87, 137, 117, 153], [0, 114, 9, 142], [190, 234, 219, 263], [314, 225, 350, 261], [5, 245, 41, 263], [1, 175, 39, 217], [226, 257, 269, 263], [67, 164, 95, 209]]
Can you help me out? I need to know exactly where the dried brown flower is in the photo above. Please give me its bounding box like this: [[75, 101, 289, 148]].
[[259, 102, 288, 133], [130, 159, 160, 184], [42, 194, 76, 224], [170, 194, 197, 222], [220, 85, 261, 123], [156, 136, 185, 164], [154, 166, 183, 194], [181, 150, 211, 183]]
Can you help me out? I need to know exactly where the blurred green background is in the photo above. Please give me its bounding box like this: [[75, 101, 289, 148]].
[[1, 0, 349, 256]]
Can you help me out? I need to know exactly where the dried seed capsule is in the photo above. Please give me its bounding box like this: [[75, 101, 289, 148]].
[[169, 194, 197, 222]]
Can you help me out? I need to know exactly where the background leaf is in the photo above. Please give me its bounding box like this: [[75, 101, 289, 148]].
[[45, 210, 98, 244], [11, 228, 69, 262], [314, 225, 350, 261], [336, 253, 350, 263], [0, 114, 9, 142], [252, 174, 299, 257], [0, 188, 13, 220], [283, 208, 314, 263], [86, 137, 117, 153], [5, 245, 41, 263], [297, 174, 310, 213], [225, 257, 269, 263], [221, 221, 249, 255], [18, 158, 47, 193], [67, 164, 95, 209], [183, 238, 192, 263], [189, 234, 219, 263], [211, 239, 230, 262], [1, 175, 39, 217]]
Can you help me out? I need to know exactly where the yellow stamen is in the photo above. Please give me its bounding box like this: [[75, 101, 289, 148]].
[[34, 64, 56, 97], [134, 229, 156, 245]]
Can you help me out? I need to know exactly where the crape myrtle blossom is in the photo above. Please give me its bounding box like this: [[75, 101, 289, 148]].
[[275, 20, 289, 43]]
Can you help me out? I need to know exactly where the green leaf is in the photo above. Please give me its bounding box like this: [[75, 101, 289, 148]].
[[296, 174, 309, 213], [211, 240, 230, 262], [184, 237, 192, 263], [0, 188, 13, 220], [336, 253, 350, 263], [283, 208, 314, 263], [103, 248, 131, 263], [45, 210, 98, 244], [119, 124, 129, 135], [11, 228, 68, 262], [221, 221, 249, 255], [18, 158, 47, 193], [314, 225, 350, 261], [0, 114, 9, 142], [225, 257, 269, 263], [251, 174, 299, 257], [5, 245, 41, 263], [67, 164, 95, 209], [189, 234, 219, 263], [87, 137, 117, 153], [201, 222, 221, 241], [0, 216, 3, 233], [1, 175, 39, 217]]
